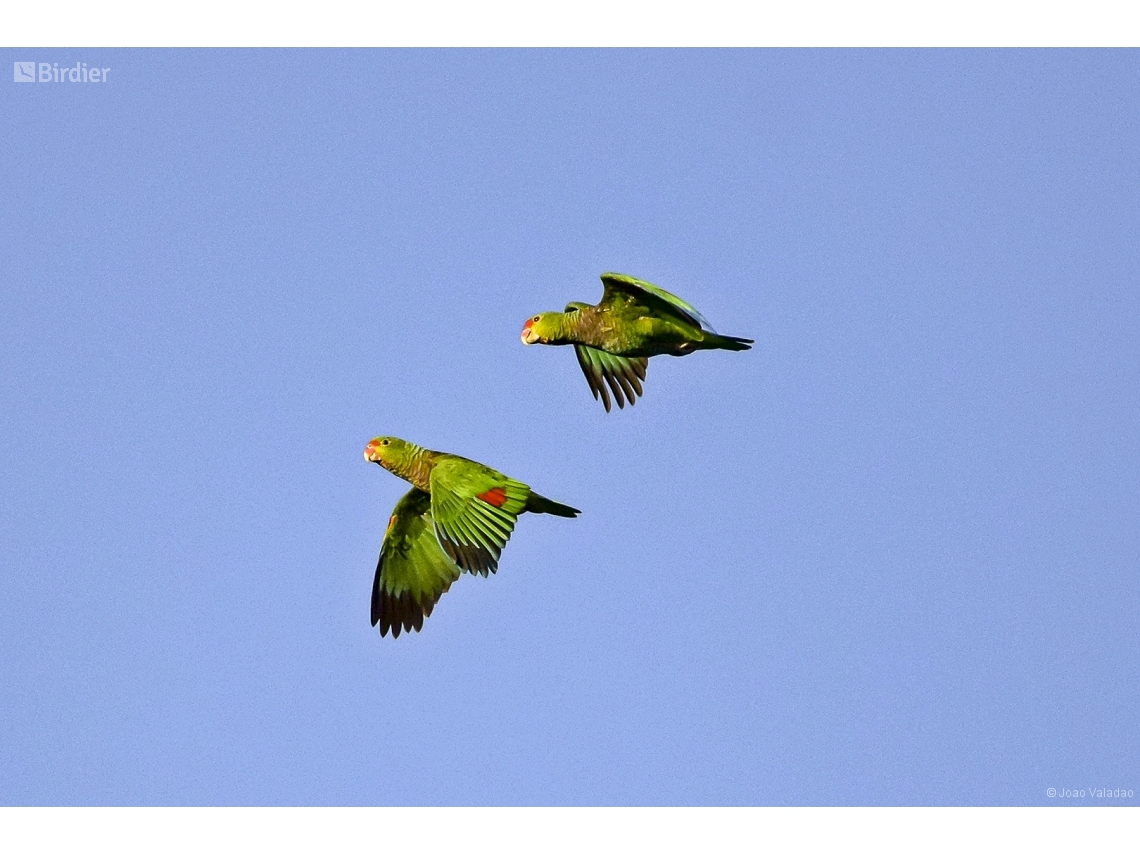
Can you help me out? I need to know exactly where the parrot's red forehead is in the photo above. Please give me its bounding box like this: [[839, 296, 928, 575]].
[[522, 318, 534, 331]]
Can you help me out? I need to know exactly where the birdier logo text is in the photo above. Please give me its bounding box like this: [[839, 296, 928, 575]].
[[14, 62, 110, 83]]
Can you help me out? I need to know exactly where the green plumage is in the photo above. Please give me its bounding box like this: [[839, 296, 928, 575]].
[[370, 488, 460, 638], [364, 436, 579, 638], [521, 273, 753, 411]]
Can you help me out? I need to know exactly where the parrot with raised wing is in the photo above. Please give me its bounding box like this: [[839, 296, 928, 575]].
[[364, 436, 580, 638], [521, 272, 753, 411]]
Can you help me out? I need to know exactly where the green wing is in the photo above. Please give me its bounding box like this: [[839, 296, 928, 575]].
[[574, 345, 648, 412], [429, 457, 530, 577], [371, 487, 461, 638], [599, 272, 717, 333]]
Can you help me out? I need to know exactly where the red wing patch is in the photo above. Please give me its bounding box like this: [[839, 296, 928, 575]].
[[477, 487, 508, 507]]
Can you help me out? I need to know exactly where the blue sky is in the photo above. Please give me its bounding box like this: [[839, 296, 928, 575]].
[[1, 49, 1137, 805]]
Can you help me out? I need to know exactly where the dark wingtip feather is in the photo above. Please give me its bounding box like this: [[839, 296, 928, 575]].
[[586, 350, 648, 412], [612, 367, 637, 406], [373, 578, 454, 640], [606, 370, 627, 409], [575, 345, 612, 411], [442, 537, 498, 577], [595, 372, 613, 411]]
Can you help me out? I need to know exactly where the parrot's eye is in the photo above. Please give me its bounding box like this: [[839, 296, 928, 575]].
[[532, 316, 541, 323], [380, 439, 390, 446]]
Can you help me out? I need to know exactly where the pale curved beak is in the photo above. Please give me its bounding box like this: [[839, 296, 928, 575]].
[[520, 324, 540, 345], [364, 440, 382, 462]]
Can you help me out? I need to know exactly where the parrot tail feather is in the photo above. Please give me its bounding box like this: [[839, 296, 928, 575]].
[[525, 492, 581, 518], [707, 334, 753, 352]]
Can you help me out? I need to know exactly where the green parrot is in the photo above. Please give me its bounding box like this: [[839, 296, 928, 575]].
[[363, 436, 580, 638], [520, 272, 753, 411]]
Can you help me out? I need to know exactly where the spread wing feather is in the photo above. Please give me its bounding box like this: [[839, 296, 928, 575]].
[[574, 345, 648, 412], [429, 457, 530, 577], [599, 272, 717, 333], [371, 488, 461, 639]]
